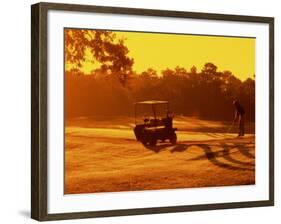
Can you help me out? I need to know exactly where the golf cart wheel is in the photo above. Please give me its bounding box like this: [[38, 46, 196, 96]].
[[141, 139, 148, 146], [170, 133, 177, 145], [149, 138, 157, 147]]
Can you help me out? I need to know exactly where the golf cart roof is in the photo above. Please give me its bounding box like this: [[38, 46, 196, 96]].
[[135, 100, 168, 105]]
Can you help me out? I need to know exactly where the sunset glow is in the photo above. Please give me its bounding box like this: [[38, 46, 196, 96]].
[[67, 30, 255, 81]]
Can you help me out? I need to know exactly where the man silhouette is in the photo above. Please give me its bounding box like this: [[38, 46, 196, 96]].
[[233, 100, 245, 136]]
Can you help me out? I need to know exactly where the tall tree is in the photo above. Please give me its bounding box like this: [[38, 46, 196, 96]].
[[190, 65, 197, 74], [201, 62, 218, 76], [64, 29, 134, 86]]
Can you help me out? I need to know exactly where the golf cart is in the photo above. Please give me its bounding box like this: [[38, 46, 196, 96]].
[[133, 100, 177, 146]]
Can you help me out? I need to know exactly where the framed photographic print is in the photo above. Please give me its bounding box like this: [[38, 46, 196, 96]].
[[31, 2, 274, 221]]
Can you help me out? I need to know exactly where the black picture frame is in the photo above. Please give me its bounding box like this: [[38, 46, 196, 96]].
[[31, 2, 274, 221]]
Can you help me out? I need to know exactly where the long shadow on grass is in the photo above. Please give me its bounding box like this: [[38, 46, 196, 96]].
[[170, 142, 255, 171]]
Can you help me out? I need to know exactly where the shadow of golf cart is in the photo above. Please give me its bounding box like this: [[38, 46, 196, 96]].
[[133, 100, 177, 147]]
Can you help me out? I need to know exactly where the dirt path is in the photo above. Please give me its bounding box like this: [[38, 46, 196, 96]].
[[65, 126, 255, 194]]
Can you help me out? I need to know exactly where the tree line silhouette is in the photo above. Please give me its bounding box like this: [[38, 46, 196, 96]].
[[65, 29, 255, 121]]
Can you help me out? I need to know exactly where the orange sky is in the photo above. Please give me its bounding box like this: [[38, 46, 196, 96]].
[[67, 30, 256, 81]]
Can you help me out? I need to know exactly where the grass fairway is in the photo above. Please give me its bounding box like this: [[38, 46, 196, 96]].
[[65, 116, 255, 194]]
